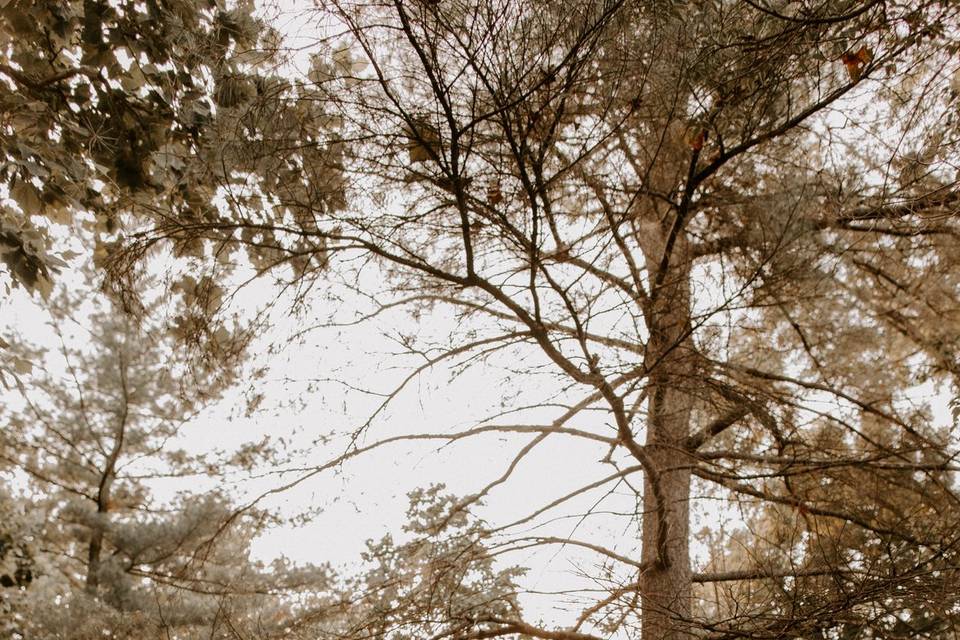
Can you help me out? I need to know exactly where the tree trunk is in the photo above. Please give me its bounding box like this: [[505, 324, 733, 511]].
[[640, 251, 695, 640], [633, 28, 696, 631], [86, 475, 113, 596], [85, 523, 104, 595], [640, 414, 693, 639], [87, 353, 127, 596]]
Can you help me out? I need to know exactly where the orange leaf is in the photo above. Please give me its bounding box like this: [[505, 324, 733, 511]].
[[841, 46, 871, 82], [688, 129, 706, 151]]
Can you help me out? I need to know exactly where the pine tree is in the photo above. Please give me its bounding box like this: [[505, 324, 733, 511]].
[[0, 284, 333, 639]]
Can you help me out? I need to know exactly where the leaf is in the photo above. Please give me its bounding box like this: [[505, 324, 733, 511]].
[[10, 180, 43, 214], [212, 327, 233, 351], [45, 200, 73, 225], [22, 160, 49, 179], [93, 238, 118, 269], [841, 46, 872, 82], [486, 183, 503, 205], [12, 356, 32, 375], [33, 272, 52, 299], [687, 129, 707, 151]]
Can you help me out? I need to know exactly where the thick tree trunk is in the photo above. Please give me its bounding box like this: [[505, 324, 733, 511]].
[[640, 254, 695, 640], [85, 524, 104, 595], [86, 476, 113, 595], [640, 407, 693, 639], [633, 32, 697, 631]]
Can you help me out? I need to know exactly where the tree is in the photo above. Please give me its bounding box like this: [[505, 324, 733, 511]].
[[0, 285, 337, 639], [0, 0, 348, 435], [273, 486, 527, 640], [84, 0, 960, 639], [0, 0, 339, 300], [1, 287, 225, 584]]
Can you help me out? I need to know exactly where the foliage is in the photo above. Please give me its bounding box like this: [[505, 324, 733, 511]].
[[0, 284, 332, 638], [345, 486, 526, 640], [0, 0, 340, 303], [5, 0, 960, 639]]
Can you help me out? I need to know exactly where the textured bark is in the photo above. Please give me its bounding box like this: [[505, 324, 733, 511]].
[[632, 29, 698, 628], [85, 525, 104, 594], [637, 117, 696, 640], [639, 236, 696, 640], [86, 352, 128, 596]]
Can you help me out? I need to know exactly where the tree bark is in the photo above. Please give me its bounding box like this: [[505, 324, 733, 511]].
[[86, 466, 116, 596], [86, 352, 128, 596], [631, 43, 698, 629], [85, 521, 104, 595], [640, 243, 696, 640]]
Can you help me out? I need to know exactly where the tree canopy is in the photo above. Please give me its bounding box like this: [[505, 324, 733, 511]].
[[3, 0, 960, 639]]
